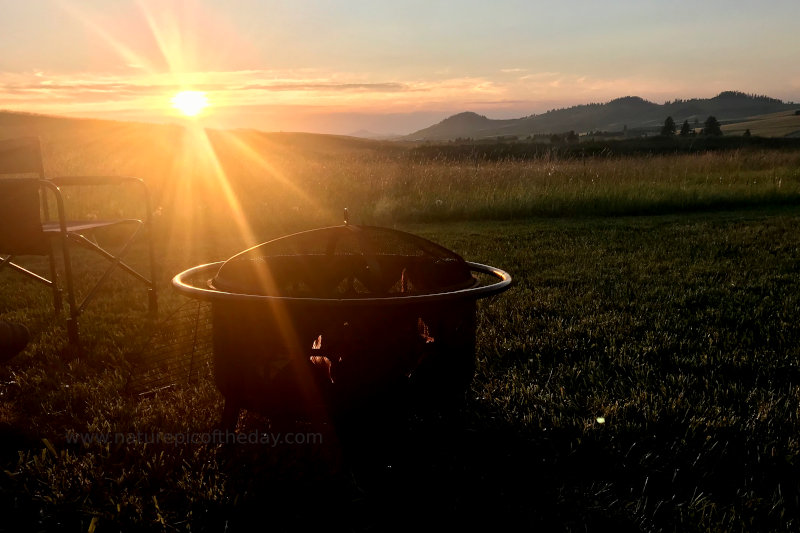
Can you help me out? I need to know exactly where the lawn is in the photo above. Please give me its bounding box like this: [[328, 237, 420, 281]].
[[1, 131, 800, 530]]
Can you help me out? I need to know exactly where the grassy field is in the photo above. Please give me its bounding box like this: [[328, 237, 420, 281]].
[[723, 110, 800, 138], [1, 124, 800, 531]]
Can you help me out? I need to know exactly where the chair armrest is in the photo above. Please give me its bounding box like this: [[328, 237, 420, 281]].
[[38, 180, 69, 232], [48, 175, 143, 187]]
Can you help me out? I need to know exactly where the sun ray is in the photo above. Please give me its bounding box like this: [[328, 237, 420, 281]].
[[57, 0, 328, 363], [136, 0, 190, 75], [57, 1, 160, 75], [180, 126, 313, 358], [214, 130, 322, 214]]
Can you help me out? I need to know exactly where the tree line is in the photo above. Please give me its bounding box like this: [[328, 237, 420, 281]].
[[661, 115, 723, 137], [410, 136, 800, 162]]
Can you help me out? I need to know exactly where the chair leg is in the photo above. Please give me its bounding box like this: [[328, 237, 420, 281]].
[[67, 226, 159, 320], [67, 317, 79, 345], [47, 249, 63, 313], [148, 288, 158, 317], [146, 221, 158, 318], [58, 233, 80, 346]]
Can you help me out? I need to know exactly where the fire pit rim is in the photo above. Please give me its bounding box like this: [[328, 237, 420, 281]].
[[172, 260, 511, 306]]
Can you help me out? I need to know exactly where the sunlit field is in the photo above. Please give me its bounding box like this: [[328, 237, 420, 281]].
[[8, 118, 799, 238], [2, 120, 800, 530]]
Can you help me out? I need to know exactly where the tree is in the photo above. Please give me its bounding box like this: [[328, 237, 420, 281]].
[[566, 130, 579, 143], [661, 116, 676, 136], [703, 116, 723, 136], [679, 120, 692, 136]]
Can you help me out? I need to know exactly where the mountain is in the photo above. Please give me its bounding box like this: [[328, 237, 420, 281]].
[[405, 92, 798, 141], [405, 112, 518, 140]]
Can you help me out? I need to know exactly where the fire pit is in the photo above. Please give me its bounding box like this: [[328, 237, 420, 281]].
[[172, 224, 511, 426]]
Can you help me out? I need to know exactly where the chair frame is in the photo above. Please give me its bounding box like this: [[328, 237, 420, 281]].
[[0, 137, 158, 345]]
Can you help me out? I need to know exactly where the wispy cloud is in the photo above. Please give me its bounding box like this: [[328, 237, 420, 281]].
[[1, 76, 415, 97], [0, 69, 497, 115], [0, 66, 736, 124], [233, 82, 413, 93]]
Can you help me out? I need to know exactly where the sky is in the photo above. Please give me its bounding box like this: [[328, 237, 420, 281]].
[[1, 0, 799, 135]]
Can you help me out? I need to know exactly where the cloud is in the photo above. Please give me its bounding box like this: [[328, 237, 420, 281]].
[[0, 70, 418, 101], [4, 66, 775, 128], [233, 82, 413, 93]]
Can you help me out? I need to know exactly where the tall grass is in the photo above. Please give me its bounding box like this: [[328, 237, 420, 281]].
[[23, 125, 800, 238], [344, 150, 800, 222], [190, 138, 800, 227]]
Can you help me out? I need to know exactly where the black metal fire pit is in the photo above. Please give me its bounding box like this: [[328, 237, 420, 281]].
[[172, 224, 511, 427]]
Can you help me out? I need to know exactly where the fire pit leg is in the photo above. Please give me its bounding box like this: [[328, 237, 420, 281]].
[[408, 302, 478, 412], [220, 399, 240, 430]]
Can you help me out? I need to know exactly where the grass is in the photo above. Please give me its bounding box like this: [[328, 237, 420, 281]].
[[360, 151, 800, 222], [4, 120, 800, 230], [1, 125, 800, 530], [3, 208, 800, 531], [723, 110, 800, 138]]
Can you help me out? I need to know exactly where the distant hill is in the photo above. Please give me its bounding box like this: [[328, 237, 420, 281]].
[[347, 129, 404, 141], [405, 92, 799, 141], [0, 110, 396, 188], [0, 110, 388, 158], [407, 112, 519, 140]]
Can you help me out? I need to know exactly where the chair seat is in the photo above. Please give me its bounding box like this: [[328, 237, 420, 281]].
[[42, 219, 141, 233]]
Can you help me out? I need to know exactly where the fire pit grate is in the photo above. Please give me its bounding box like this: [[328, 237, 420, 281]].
[[125, 300, 213, 396]]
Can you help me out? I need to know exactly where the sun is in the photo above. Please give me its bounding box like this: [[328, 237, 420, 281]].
[[171, 91, 209, 116]]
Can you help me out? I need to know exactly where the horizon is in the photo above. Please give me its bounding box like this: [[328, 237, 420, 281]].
[[2, 1, 799, 136], [2, 89, 794, 139]]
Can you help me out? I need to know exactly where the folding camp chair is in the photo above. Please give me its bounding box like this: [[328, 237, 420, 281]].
[[0, 136, 157, 345]]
